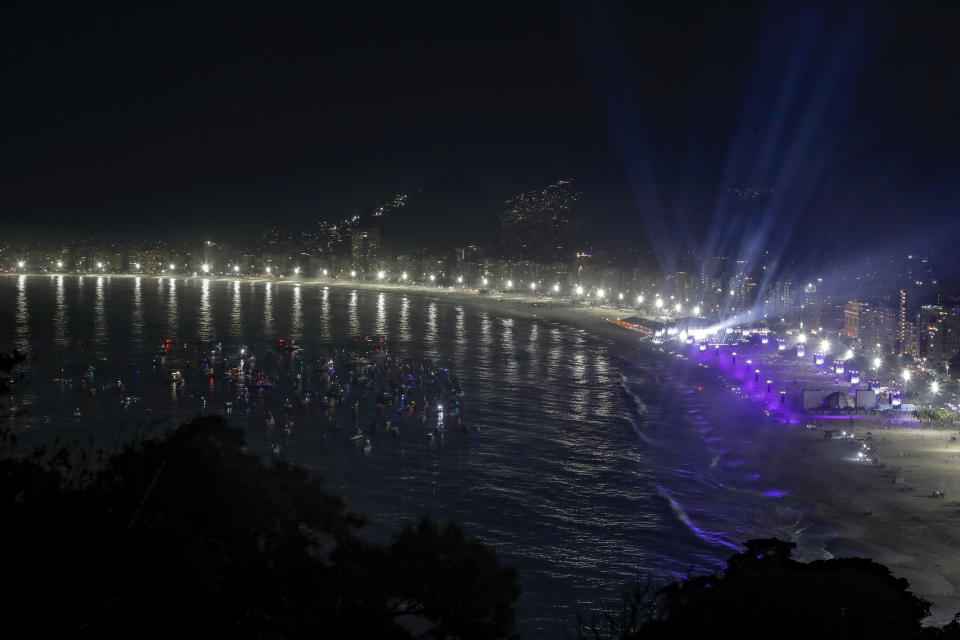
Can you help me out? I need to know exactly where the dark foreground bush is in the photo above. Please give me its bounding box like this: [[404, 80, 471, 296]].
[[0, 416, 518, 639], [576, 538, 960, 640]]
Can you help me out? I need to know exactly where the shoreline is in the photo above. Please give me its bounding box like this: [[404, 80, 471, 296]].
[[10, 272, 960, 621]]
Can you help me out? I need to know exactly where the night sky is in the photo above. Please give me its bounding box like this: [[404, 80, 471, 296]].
[[2, 2, 958, 251]]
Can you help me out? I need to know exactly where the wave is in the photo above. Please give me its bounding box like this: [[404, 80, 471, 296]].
[[655, 486, 743, 552]]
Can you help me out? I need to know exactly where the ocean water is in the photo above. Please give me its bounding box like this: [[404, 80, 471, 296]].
[[0, 274, 797, 636]]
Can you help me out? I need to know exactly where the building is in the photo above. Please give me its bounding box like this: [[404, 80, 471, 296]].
[[859, 305, 899, 354], [350, 228, 380, 265], [843, 301, 868, 339], [916, 305, 960, 366]]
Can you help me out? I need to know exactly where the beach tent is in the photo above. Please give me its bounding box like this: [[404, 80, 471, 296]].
[[823, 391, 855, 410]]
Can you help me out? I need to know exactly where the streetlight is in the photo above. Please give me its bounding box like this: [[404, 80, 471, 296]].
[[596, 288, 605, 298], [637, 295, 644, 303], [902, 369, 910, 383], [430, 274, 436, 282], [402, 272, 408, 281], [457, 276, 463, 284], [17, 260, 24, 269], [674, 303, 682, 313], [234, 265, 240, 272], [655, 298, 663, 309], [506, 280, 513, 289], [482, 278, 488, 286], [618, 292, 624, 301], [377, 271, 385, 280], [932, 381, 940, 394], [266, 266, 272, 274], [294, 267, 300, 275], [351, 270, 356, 277], [322, 269, 328, 276], [134, 263, 140, 270], [575, 285, 584, 295], [873, 357, 881, 369], [56, 261, 63, 268], [202, 264, 210, 273], [169, 264, 175, 270], [552, 283, 560, 293], [529, 282, 536, 291], [693, 305, 700, 316]]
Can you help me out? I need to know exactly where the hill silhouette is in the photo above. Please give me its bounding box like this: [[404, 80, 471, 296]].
[[365, 171, 500, 254]]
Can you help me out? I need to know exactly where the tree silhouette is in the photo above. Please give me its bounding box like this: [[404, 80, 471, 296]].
[[0, 415, 518, 639], [577, 538, 941, 640]]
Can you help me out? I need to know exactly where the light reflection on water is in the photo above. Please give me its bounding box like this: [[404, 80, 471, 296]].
[[262, 282, 273, 337], [54, 276, 68, 353], [231, 281, 242, 336], [291, 285, 303, 341], [0, 275, 790, 637], [15, 275, 29, 352], [131, 277, 144, 341]]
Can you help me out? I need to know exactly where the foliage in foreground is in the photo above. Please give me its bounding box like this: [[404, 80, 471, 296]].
[[0, 415, 519, 639], [574, 538, 960, 640]]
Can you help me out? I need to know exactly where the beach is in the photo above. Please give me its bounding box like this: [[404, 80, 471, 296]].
[[318, 276, 960, 621], [10, 272, 960, 623]]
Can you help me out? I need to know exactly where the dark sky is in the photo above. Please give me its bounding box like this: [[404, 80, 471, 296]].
[[2, 1, 958, 250]]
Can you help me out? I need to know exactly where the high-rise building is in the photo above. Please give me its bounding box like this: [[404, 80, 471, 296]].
[[898, 289, 909, 354], [843, 301, 868, 339], [858, 305, 899, 354], [917, 305, 960, 366], [350, 228, 380, 265]]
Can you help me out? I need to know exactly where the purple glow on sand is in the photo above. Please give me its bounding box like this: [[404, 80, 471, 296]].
[[763, 488, 792, 498]]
